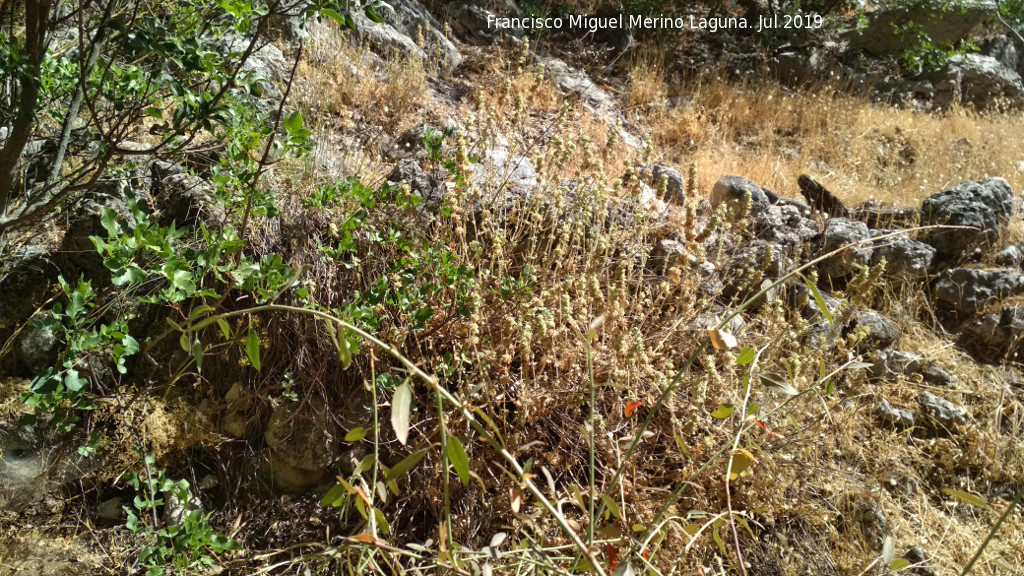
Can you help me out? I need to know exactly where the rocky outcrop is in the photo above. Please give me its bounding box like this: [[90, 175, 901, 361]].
[[538, 56, 643, 148], [922, 178, 1014, 264], [918, 391, 968, 433], [353, 0, 463, 71], [933, 268, 1024, 316], [814, 218, 873, 283], [710, 175, 771, 217], [441, 2, 525, 46], [869, 230, 935, 282], [844, 1, 995, 57], [925, 54, 1024, 109]]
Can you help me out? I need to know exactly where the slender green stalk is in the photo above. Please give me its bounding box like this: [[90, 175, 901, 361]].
[[959, 484, 1024, 576]]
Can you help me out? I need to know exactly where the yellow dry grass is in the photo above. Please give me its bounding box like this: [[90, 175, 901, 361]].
[[638, 72, 1024, 208]]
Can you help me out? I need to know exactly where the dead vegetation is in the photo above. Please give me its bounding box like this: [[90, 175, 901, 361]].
[[2, 18, 1024, 576]]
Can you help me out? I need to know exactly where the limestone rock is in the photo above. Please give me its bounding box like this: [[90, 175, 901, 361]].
[[933, 268, 1024, 315], [353, 0, 462, 71], [922, 178, 1014, 264], [957, 306, 1024, 362], [710, 175, 770, 217], [918, 391, 968, 432], [844, 1, 994, 57], [876, 397, 916, 429], [848, 310, 902, 351], [869, 230, 935, 282], [814, 218, 873, 282], [636, 164, 686, 206]]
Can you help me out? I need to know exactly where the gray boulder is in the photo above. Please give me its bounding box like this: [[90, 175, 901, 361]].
[[848, 309, 902, 351], [844, 1, 995, 57], [922, 178, 1014, 264], [996, 244, 1024, 267], [441, 2, 524, 46], [918, 391, 968, 432], [934, 54, 1024, 109], [933, 268, 1024, 315], [710, 175, 771, 217], [0, 243, 58, 332], [815, 218, 873, 282], [353, 0, 462, 71], [637, 164, 686, 205], [957, 306, 1024, 362], [868, 349, 923, 380], [982, 30, 1024, 77], [869, 230, 935, 282], [876, 397, 916, 429], [539, 56, 643, 149], [752, 204, 820, 256]]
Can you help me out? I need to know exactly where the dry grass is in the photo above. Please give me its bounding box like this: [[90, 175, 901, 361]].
[[632, 70, 1024, 208], [4, 28, 1024, 576]]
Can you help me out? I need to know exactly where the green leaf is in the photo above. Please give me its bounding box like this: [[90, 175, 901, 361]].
[[760, 373, 798, 396], [192, 338, 204, 372], [600, 494, 621, 519], [345, 427, 367, 442], [189, 305, 214, 321], [801, 274, 833, 327], [385, 448, 428, 482], [245, 328, 261, 371], [941, 488, 991, 510], [284, 110, 303, 134], [447, 437, 470, 486], [674, 435, 691, 458], [736, 347, 756, 365], [318, 8, 346, 27], [64, 369, 85, 392], [321, 483, 348, 507], [391, 380, 412, 445], [710, 404, 735, 419], [217, 318, 232, 340], [121, 335, 139, 356], [336, 324, 352, 369], [172, 269, 195, 294]]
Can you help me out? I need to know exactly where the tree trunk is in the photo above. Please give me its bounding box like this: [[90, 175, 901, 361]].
[[0, 0, 51, 218]]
